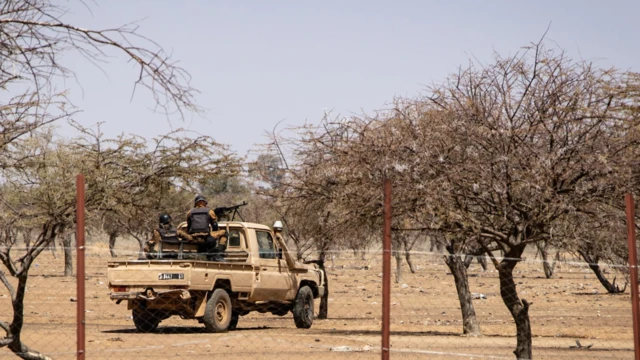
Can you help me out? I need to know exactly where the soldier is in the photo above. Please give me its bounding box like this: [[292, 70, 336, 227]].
[[273, 220, 285, 243], [144, 214, 191, 259], [272, 220, 297, 269], [186, 195, 227, 261]]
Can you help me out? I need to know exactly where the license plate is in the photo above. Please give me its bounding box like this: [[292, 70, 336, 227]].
[[158, 273, 184, 280]]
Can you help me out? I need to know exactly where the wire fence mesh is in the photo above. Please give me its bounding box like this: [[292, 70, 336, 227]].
[[386, 249, 634, 359], [0, 236, 636, 359]]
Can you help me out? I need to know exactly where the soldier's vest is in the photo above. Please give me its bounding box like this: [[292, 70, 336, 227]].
[[188, 207, 211, 234], [158, 227, 179, 243]]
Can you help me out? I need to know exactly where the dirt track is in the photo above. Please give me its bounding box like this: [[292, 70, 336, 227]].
[[0, 238, 634, 359]]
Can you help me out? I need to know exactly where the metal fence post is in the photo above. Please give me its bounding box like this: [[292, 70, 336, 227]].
[[76, 174, 86, 360], [382, 178, 391, 360], [626, 193, 640, 360]]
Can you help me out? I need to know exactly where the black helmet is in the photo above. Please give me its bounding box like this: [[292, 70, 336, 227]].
[[159, 214, 172, 225], [194, 194, 208, 206]]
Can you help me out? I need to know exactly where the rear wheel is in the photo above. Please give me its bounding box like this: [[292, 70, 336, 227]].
[[292, 286, 314, 329], [203, 289, 232, 333], [132, 307, 161, 332]]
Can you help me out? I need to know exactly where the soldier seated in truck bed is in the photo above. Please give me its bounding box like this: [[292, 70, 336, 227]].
[[185, 195, 228, 261], [144, 214, 195, 259], [150, 220, 229, 261]]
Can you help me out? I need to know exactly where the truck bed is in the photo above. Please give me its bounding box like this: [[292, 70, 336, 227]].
[[107, 258, 256, 293]]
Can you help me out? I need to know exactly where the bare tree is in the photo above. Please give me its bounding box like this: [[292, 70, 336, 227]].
[[565, 207, 630, 293], [420, 39, 639, 358], [0, 129, 83, 359], [259, 106, 486, 333], [71, 123, 242, 258], [443, 235, 482, 335], [535, 240, 560, 279], [0, 0, 208, 355], [265, 37, 640, 359]]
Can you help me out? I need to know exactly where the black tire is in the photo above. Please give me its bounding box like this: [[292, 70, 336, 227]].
[[292, 285, 314, 329], [203, 289, 232, 333], [132, 307, 160, 332], [228, 311, 239, 330]]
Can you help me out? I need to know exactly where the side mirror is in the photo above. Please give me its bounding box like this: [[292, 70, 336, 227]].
[[277, 248, 283, 259]]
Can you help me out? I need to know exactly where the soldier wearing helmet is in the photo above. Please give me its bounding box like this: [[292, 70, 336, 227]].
[[272, 221, 284, 241], [144, 213, 191, 259], [272, 220, 297, 269], [186, 195, 227, 261]]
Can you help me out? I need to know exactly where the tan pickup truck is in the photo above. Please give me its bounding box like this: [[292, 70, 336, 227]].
[[107, 221, 325, 333]]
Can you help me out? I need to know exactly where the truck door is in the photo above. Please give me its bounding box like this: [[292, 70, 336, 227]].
[[252, 230, 293, 301]]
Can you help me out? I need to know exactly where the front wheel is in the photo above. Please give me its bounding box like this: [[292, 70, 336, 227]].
[[292, 285, 314, 329], [203, 289, 232, 333]]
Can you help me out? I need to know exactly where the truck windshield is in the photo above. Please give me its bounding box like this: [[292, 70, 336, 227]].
[[256, 231, 277, 259]]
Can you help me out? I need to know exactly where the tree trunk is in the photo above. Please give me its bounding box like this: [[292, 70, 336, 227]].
[[464, 252, 488, 271], [477, 254, 488, 271], [317, 252, 329, 319], [496, 244, 532, 359], [405, 248, 416, 274], [109, 232, 118, 258], [541, 250, 559, 279], [445, 250, 481, 335], [394, 249, 403, 284], [49, 240, 57, 259], [22, 230, 31, 248], [577, 250, 626, 293], [464, 254, 474, 268], [136, 237, 146, 259], [536, 242, 558, 279], [3, 274, 53, 359], [430, 236, 443, 253], [62, 233, 73, 277]]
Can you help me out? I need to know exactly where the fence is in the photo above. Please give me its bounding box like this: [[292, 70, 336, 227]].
[[0, 178, 638, 359], [0, 241, 637, 359]]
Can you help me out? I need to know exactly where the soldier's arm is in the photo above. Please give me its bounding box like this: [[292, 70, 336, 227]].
[[144, 230, 160, 253], [186, 210, 192, 227], [209, 209, 219, 231], [150, 230, 161, 244], [177, 229, 193, 242], [208, 209, 218, 222]]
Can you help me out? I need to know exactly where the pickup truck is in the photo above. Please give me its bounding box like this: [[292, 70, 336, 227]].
[[107, 221, 325, 333]]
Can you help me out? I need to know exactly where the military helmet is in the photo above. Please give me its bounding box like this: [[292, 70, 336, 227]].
[[159, 214, 172, 224], [194, 194, 208, 206]]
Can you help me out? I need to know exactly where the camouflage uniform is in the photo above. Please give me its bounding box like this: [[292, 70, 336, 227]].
[[273, 223, 297, 269], [144, 226, 193, 259], [186, 196, 227, 260], [274, 231, 284, 244]]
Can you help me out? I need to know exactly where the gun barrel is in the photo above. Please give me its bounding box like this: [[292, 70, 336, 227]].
[[214, 201, 248, 218]]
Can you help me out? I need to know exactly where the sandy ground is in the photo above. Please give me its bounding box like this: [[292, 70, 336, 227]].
[[0, 237, 634, 360]]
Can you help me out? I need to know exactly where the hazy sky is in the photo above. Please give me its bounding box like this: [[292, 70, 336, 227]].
[[57, 0, 640, 159]]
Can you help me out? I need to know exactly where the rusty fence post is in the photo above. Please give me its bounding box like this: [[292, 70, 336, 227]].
[[382, 178, 391, 360], [76, 174, 86, 360], [626, 193, 640, 360]]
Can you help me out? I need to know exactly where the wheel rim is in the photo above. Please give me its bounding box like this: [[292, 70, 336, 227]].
[[215, 300, 228, 323]]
